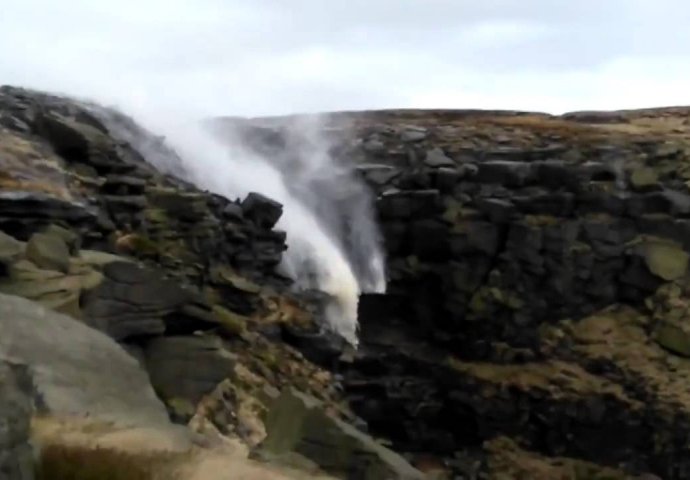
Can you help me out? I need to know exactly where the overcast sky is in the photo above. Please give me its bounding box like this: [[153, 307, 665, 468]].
[[1, 0, 690, 117]]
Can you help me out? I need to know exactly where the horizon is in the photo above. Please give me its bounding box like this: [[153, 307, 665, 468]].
[[2, 1, 690, 119]]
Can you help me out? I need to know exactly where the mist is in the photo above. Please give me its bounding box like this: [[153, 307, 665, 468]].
[[74, 91, 385, 346], [6, 0, 690, 343]]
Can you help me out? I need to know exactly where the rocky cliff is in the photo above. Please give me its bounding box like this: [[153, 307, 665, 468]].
[[0, 86, 420, 480], [220, 108, 690, 479], [2, 84, 690, 479]]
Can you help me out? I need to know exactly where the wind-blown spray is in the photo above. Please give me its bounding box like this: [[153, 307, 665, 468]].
[[88, 103, 386, 345]]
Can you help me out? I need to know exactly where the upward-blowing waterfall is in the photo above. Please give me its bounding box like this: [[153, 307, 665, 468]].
[[86, 103, 386, 345]]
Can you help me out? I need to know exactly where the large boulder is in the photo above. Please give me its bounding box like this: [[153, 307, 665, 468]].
[[0, 231, 22, 267], [0, 361, 34, 480], [25, 232, 70, 273], [261, 388, 424, 480], [241, 192, 283, 229], [144, 335, 236, 406], [81, 261, 198, 340], [0, 258, 103, 319], [0, 293, 182, 434]]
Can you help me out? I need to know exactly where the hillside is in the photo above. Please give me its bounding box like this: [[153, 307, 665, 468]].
[[3, 84, 690, 478]]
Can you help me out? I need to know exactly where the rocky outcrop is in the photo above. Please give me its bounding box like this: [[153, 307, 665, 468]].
[[260, 388, 424, 480], [221, 108, 690, 479], [10, 82, 690, 478], [0, 361, 34, 480], [0, 292, 178, 431], [0, 86, 420, 479], [0, 86, 288, 290]]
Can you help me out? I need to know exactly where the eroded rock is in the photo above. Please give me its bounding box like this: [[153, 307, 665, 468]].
[[0, 293, 176, 429], [25, 232, 70, 273], [145, 335, 236, 405], [261, 388, 424, 480]]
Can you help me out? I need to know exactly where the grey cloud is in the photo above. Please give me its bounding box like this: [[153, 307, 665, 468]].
[[1, 0, 690, 115]]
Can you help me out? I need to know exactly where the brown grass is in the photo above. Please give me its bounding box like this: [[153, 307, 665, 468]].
[[446, 357, 641, 407], [36, 443, 181, 480], [0, 129, 74, 199], [485, 436, 637, 480]]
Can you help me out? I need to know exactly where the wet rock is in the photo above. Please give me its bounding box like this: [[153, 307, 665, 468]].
[[378, 189, 441, 219], [410, 219, 450, 260], [222, 203, 244, 221], [241, 192, 283, 229], [380, 221, 407, 255]]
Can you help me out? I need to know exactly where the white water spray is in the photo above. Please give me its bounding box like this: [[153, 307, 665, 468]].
[[89, 103, 385, 345]]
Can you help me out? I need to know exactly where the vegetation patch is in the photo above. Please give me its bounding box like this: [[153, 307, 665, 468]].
[[36, 443, 181, 480]]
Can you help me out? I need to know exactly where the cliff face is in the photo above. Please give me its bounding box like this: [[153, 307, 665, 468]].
[[0, 86, 424, 480], [224, 108, 690, 479], [4, 83, 690, 479]]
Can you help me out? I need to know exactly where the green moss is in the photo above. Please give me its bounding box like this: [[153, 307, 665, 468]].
[[640, 237, 689, 281], [210, 265, 261, 293], [630, 166, 659, 189], [258, 349, 279, 368], [124, 234, 160, 258], [166, 397, 197, 420], [144, 208, 169, 224], [654, 322, 690, 357], [213, 305, 248, 336], [524, 215, 559, 226], [469, 289, 488, 314]]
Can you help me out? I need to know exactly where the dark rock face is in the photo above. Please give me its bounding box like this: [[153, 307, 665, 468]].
[[0, 361, 34, 480], [241, 192, 283, 229], [222, 109, 690, 479]]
